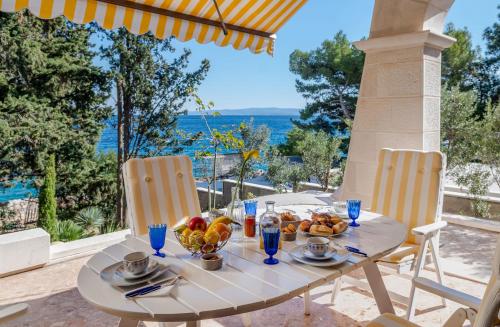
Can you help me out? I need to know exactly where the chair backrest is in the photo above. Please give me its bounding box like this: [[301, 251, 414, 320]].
[[371, 149, 445, 244], [123, 155, 201, 236], [474, 235, 500, 327]]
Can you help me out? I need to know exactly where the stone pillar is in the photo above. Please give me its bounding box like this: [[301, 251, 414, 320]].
[[342, 31, 454, 206]]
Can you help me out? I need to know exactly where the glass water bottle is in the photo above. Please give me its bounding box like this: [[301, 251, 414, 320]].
[[259, 201, 282, 250]]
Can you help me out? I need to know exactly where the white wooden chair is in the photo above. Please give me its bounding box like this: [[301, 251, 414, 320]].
[[122, 156, 252, 327], [331, 149, 448, 309], [0, 303, 29, 324], [122, 155, 202, 235], [367, 235, 500, 327]]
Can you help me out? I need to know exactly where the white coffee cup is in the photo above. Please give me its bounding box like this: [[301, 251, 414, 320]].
[[307, 237, 330, 257], [123, 252, 149, 275]]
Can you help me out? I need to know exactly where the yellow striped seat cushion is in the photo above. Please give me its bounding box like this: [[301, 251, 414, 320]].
[[123, 156, 201, 236], [371, 149, 445, 245], [378, 242, 420, 264], [367, 313, 421, 327]]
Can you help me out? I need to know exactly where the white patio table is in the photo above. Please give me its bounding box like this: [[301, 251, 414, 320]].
[[77, 192, 406, 327]]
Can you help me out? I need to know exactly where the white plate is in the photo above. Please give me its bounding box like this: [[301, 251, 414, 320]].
[[289, 246, 350, 267], [313, 206, 349, 219], [100, 261, 169, 287], [302, 226, 350, 238], [118, 260, 160, 280], [303, 248, 337, 261]]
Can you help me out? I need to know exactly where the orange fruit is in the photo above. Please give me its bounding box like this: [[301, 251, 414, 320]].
[[212, 223, 230, 241]]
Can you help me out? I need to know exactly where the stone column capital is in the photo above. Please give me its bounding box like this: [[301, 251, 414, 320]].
[[354, 30, 455, 53]]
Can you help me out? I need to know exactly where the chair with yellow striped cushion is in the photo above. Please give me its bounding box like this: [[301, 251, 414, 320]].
[[371, 148, 446, 266], [367, 235, 500, 327], [330, 149, 448, 316], [122, 155, 202, 236]]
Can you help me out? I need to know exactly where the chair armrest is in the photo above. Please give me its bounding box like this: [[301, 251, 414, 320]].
[[413, 277, 481, 310], [412, 221, 447, 236]]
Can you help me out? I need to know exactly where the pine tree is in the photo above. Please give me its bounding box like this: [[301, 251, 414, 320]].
[[0, 12, 113, 219], [38, 154, 57, 240], [102, 29, 210, 225]]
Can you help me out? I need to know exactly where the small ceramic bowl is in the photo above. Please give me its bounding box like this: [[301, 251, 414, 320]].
[[282, 232, 297, 241], [123, 252, 149, 275], [307, 237, 330, 257], [201, 253, 223, 271]]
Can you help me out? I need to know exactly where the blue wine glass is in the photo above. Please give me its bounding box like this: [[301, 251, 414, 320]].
[[148, 224, 167, 257], [347, 200, 362, 227], [262, 227, 280, 265]]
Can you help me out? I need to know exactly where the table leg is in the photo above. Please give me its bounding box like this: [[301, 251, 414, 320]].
[[118, 318, 139, 327], [363, 262, 395, 314], [241, 313, 252, 327], [185, 321, 200, 327], [304, 291, 311, 315]]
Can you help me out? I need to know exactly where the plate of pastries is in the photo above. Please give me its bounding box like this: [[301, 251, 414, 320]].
[[299, 212, 349, 237]]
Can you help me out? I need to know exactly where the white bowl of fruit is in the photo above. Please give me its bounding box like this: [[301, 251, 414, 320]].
[[174, 216, 237, 255]]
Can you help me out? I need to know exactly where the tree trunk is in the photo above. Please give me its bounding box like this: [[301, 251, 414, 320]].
[[116, 79, 124, 227], [338, 93, 351, 118]]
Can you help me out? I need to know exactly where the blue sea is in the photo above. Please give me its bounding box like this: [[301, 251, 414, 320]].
[[0, 115, 297, 202]]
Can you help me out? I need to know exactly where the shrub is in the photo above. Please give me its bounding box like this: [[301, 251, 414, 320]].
[[298, 131, 342, 191], [266, 147, 307, 193], [56, 220, 84, 242], [75, 207, 105, 236], [38, 154, 58, 240], [100, 218, 120, 235]]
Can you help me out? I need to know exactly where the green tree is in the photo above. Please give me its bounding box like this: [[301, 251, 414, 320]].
[[289, 32, 364, 138], [277, 126, 305, 156], [298, 131, 342, 191], [480, 7, 500, 108], [0, 12, 112, 221], [441, 87, 499, 218], [102, 29, 209, 224], [440, 86, 481, 169], [442, 23, 478, 89], [266, 147, 306, 193], [484, 6, 500, 68], [38, 154, 57, 240]]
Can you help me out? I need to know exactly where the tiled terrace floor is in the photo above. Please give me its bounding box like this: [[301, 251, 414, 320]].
[[0, 223, 497, 327]]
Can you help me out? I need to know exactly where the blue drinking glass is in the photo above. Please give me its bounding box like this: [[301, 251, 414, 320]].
[[148, 224, 167, 257], [347, 200, 362, 227], [262, 227, 280, 265], [244, 200, 257, 216]]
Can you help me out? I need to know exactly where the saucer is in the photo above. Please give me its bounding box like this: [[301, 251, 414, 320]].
[[303, 248, 337, 261], [289, 246, 350, 267], [100, 261, 169, 287], [118, 260, 160, 280]]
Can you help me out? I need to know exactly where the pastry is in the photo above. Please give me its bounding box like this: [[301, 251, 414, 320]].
[[332, 221, 348, 234], [280, 212, 296, 222], [287, 224, 296, 233], [309, 224, 333, 235], [299, 220, 311, 232]]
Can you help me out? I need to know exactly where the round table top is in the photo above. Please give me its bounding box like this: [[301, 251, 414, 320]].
[[77, 200, 406, 323]]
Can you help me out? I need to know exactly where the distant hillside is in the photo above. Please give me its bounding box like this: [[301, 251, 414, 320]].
[[188, 107, 301, 116]]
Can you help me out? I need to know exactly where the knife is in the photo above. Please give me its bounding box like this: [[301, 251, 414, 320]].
[[344, 246, 368, 257], [125, 276, 181, 298]]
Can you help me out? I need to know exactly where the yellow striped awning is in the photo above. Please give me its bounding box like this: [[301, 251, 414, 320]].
[[0, 0, 307, 55]]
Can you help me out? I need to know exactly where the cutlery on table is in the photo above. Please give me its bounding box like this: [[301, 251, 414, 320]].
[[125, 276, 182, 298], [344, 246, 368, 257]]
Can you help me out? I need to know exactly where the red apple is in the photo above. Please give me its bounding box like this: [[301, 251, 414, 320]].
[[188, 216, 207, 231]]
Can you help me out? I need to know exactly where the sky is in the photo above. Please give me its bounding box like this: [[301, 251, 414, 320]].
[[163, 0, 499, 111]]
